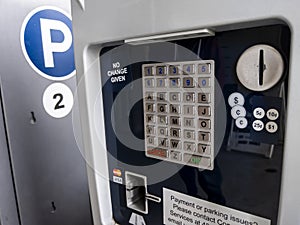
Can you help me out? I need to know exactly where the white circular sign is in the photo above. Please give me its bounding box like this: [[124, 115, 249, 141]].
[[235, 117, 248, 129], [266, 121, 278, 133], [231, 105, 246, 119], [43, 83, 74, 118], [252, 120, 264, 131], [266, 108, 279, 120], [253, 107, 265, 119], [228, 92, 245, 107]]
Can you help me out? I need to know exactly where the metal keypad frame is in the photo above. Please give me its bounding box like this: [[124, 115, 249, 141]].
[[142, 60, 215, 170]]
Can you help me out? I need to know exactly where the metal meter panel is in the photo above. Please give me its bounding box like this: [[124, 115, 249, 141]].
[[99, 25, 289, 225], [71, 1, 300, 225], [0, 1, 93, 225]]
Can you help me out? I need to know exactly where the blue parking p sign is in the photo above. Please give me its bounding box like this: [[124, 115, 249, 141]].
[[21, 6, 75, 80]]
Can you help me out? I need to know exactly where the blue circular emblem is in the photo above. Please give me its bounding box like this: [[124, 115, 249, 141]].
[[21, 6, 75, 80]]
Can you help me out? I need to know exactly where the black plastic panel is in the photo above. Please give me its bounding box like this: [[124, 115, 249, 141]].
[[100, 24, 291, 225]]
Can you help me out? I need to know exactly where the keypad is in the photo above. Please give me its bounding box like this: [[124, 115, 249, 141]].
[[142, 60, 215, 170]]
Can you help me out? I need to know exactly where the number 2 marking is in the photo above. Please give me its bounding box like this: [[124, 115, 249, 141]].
[[173, 66, 177, 74], [43, 83, 74, 118], [159, 67, 163, 74], [53, 93, 65, 110]]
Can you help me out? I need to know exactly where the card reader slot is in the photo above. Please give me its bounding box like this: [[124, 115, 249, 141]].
[[125, 172, 161, 214], [126, 172, 148, 214]]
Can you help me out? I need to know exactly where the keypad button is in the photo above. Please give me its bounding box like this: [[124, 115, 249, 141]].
[[158, 138, 168, 147], [147, 136, 156, 146], [158, 127, 168, 136], [198, 63, 211, 74], [157, 92, 167, 101], [183, 130, 195, 140], [145, 78, 154, 88], [198, 77, 210, 88], [157, 78, 167, 87], [145, 92, 154, 101], [198, 132, 210, 142], [199, 119, 211, 130], [144, 66, 153, 76], [169, 65, 180, 75], [170, 104, 181, 114], [170, 116, 181, 126], [170, 140, 181, 149], [231, 105, 246, 119], [184, 154, 211, 167], [252, 120, 264, 131], [198, 93, 210, 103], [228, 92, 245, 107], [146, 114, 155, 123], [266, 121, 278, 133], [198, 106, 211, 117], [183, 105, 195, 115], [158, 115, 168, 125], [183, 77, 194, 88], [183, 64, 195, 74], [253, 107, 265, 119], [169, 92, 181, 102], [147, 148, 168, 158], [146, 125, 155, 135], [183, 142, 196, 152], [183, 92, 195, 103], [266, 108, 279, 120], [198, 144, 211, 155], [157, 104, 167, 113], [145, 103, 155, 112], [170, 128, 181, 138], [156, 66, 167, 75], [235, 117, 248, 129], [170, 78, 180, 87], [170, 151, 182, 161], [183, 118, 195, 128]]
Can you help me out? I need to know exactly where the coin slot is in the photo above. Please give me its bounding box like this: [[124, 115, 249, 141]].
[[236, 44, 284, 91], [259, 49, 265, 86]]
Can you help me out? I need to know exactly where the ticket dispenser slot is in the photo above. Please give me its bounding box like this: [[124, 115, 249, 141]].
[[100, 23, 290, 225]]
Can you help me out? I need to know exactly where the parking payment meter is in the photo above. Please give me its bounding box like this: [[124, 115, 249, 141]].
[[71, 1, 300, 225]]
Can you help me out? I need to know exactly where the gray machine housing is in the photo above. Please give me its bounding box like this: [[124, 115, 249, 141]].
[[71, 0, 300, 224], [0, 1, 93, 225]]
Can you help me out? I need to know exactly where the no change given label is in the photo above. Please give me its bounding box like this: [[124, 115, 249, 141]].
[[163, 188, 270, 225]]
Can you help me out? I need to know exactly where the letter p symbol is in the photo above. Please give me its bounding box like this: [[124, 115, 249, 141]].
[[40, 18, 72, 68]]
